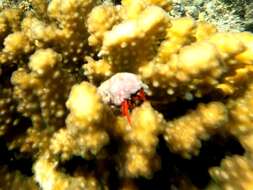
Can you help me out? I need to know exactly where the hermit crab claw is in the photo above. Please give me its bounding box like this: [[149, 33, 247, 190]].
[[141, 83, 151, 96]]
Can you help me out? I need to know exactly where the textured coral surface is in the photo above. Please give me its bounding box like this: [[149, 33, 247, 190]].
[[0, 0, 253, 190]]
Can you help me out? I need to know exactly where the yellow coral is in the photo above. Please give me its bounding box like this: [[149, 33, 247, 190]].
[[121, 0, 171, 19], [0, 88, 16, 136], [210, 155, 253, 190], [21, 16, 60, 45], [1, 0, 253, 189], [116, 102, 164, 178], [208, 33, 245, 59], [0, 8, 21, 33], [122, 144, 160, 178], [3, 31, 32, 54], [9, 49, 74, 156], [28, 48, 60, 74], [156, 17, 196, 61], [66, 81, 103, 123], [0, 166, 39, 190], [83, 56, 112, 83], [139, 41, 223, 99], [34, 156, 99, 190], [51, 81, 111, 160], [87, 3, 120, 48], [101, 6, 168, 54], [235, 32, 253, 64], [98, 5, 169, 72], [226, 83, 253, 136], [47, 0, 94, 26], [195, 22, 217, 41], [126, 102, 165, 151], [239, 133, 253, 157], [164, 102, 228, 158]]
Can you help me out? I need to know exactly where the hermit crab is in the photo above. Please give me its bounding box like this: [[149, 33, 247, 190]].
[[98, 73, 149, 124]]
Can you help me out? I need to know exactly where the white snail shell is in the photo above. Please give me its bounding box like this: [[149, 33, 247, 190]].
[[98, 72, 148, 106]]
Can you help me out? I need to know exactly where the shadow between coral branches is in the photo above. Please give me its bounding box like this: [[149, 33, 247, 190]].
[[135, 135, 244, 190], [57, 134, 244, 190]]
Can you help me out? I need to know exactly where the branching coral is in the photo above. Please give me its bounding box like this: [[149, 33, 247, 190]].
[[164, 102, 228, 158], [50, 81, 111, 161], [209, 155, 253, 190], [116, 102, 165, 178], [9, 48, 75, 155], [0, 166, 39, 190], [0, 0, 253, 190], [34, 155, 100, 190], [0, 88, 16, 136]]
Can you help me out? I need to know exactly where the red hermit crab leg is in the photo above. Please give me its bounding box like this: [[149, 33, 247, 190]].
[[121, 99, 131, 124]]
